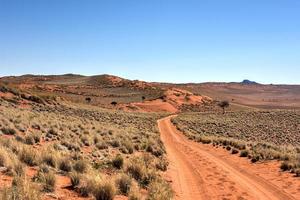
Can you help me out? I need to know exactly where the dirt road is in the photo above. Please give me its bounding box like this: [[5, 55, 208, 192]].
[[158, 116, 299, 200]]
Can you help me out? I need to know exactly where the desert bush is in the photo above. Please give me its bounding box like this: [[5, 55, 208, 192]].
[[147, 178, 173, 200], [19, 147, 39, 166], [226, 146, 231, 151], [128, 188, 142, 200], [94, 136, 100, 144], [77, 176, 97, 197], [70, 172, 81, 189], [115, 174, 132, 195], [251, 155, 260, 163], [218, 100, 229, 114], [15, 135, 25, 142], [231, 148, 239, 154], [199, 136, 212, 144], [1, 176, 41, 200], [73, 160, 88, 173], [33, 134, 41, 143], [81, 136, 90, 146], [127, 161, 145, 183], [126, 159, 155, 187], [280, 161, 293, 171], [121, 140, 134, 154], [13, 162, 25, 177], [1, 127, 16, 135], [47, 128, 58, 136], [127, 162, 146, 182], [42, 172, 56, 192], [96, 142, 108, 150], [42, 153, 57, 168], [240, 150, 249, 157], [59, 158, 72, 172], [93, 181, 116, 200], [156, 159, 168, 171], [112, 155, 123, 169], [24, 135, 35, 145], [33, 166, 56, 192], [295, 168, 300, 177], [110, 139, 120, 148], [28, 95, 44, 104], [0, 148, 9, 167]]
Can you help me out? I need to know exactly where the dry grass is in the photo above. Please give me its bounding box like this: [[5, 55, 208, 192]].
[[0, 97, 170, 199], [173, 110, 300, 175], [0, 176, 41, 200]]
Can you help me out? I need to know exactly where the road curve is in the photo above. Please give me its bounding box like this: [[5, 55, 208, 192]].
[[158, 115, 296, 200]]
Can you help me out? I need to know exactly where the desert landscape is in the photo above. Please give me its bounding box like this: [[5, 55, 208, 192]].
[[1, 1, 300, 199], [0, 74, 299, 200]]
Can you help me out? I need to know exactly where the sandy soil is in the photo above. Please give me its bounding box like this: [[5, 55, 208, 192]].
[[178, 83, 300, 109], [123, 88, 211, 113], [158, 116, 300, 200]]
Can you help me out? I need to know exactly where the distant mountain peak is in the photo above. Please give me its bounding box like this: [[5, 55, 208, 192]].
[[241, 79, 258, 84]]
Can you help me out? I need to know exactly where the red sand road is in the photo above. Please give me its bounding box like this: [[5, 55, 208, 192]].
[[158, 116, 299, 200]]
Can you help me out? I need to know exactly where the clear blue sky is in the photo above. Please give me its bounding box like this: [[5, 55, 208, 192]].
[[0, 0, 299, 84]]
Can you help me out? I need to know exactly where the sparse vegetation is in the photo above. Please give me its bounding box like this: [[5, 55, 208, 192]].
[[0, 176, 41, 200], [218, 100, 229, 114], [172, 110, 300, 175], [112, 154, 124, 169], [0, 96, 169, 199], [93, 181, 116, 200], [115, 174, 132, 195], [1, 127, 16, 135], [70, 172, 81, 189]]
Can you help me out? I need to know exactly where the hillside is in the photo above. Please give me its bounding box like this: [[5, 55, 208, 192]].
[[1, 74, 300, 200], [0, 74, 215, 113], [175, 82, 300, 109], [0, 74, 165, 107], [1, 74, 300, 111]]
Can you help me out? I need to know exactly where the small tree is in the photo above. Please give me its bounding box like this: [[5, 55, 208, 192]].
[[111, 101, 117, 106], [142, 96, 146, 101], [85, 97, 91, 103], [218, 100, 229, 114]]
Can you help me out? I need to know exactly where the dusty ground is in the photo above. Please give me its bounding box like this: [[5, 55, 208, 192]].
[[176, 83, 300, 109], [158, 116, 300, 200], [121, 88, 212, 113]]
